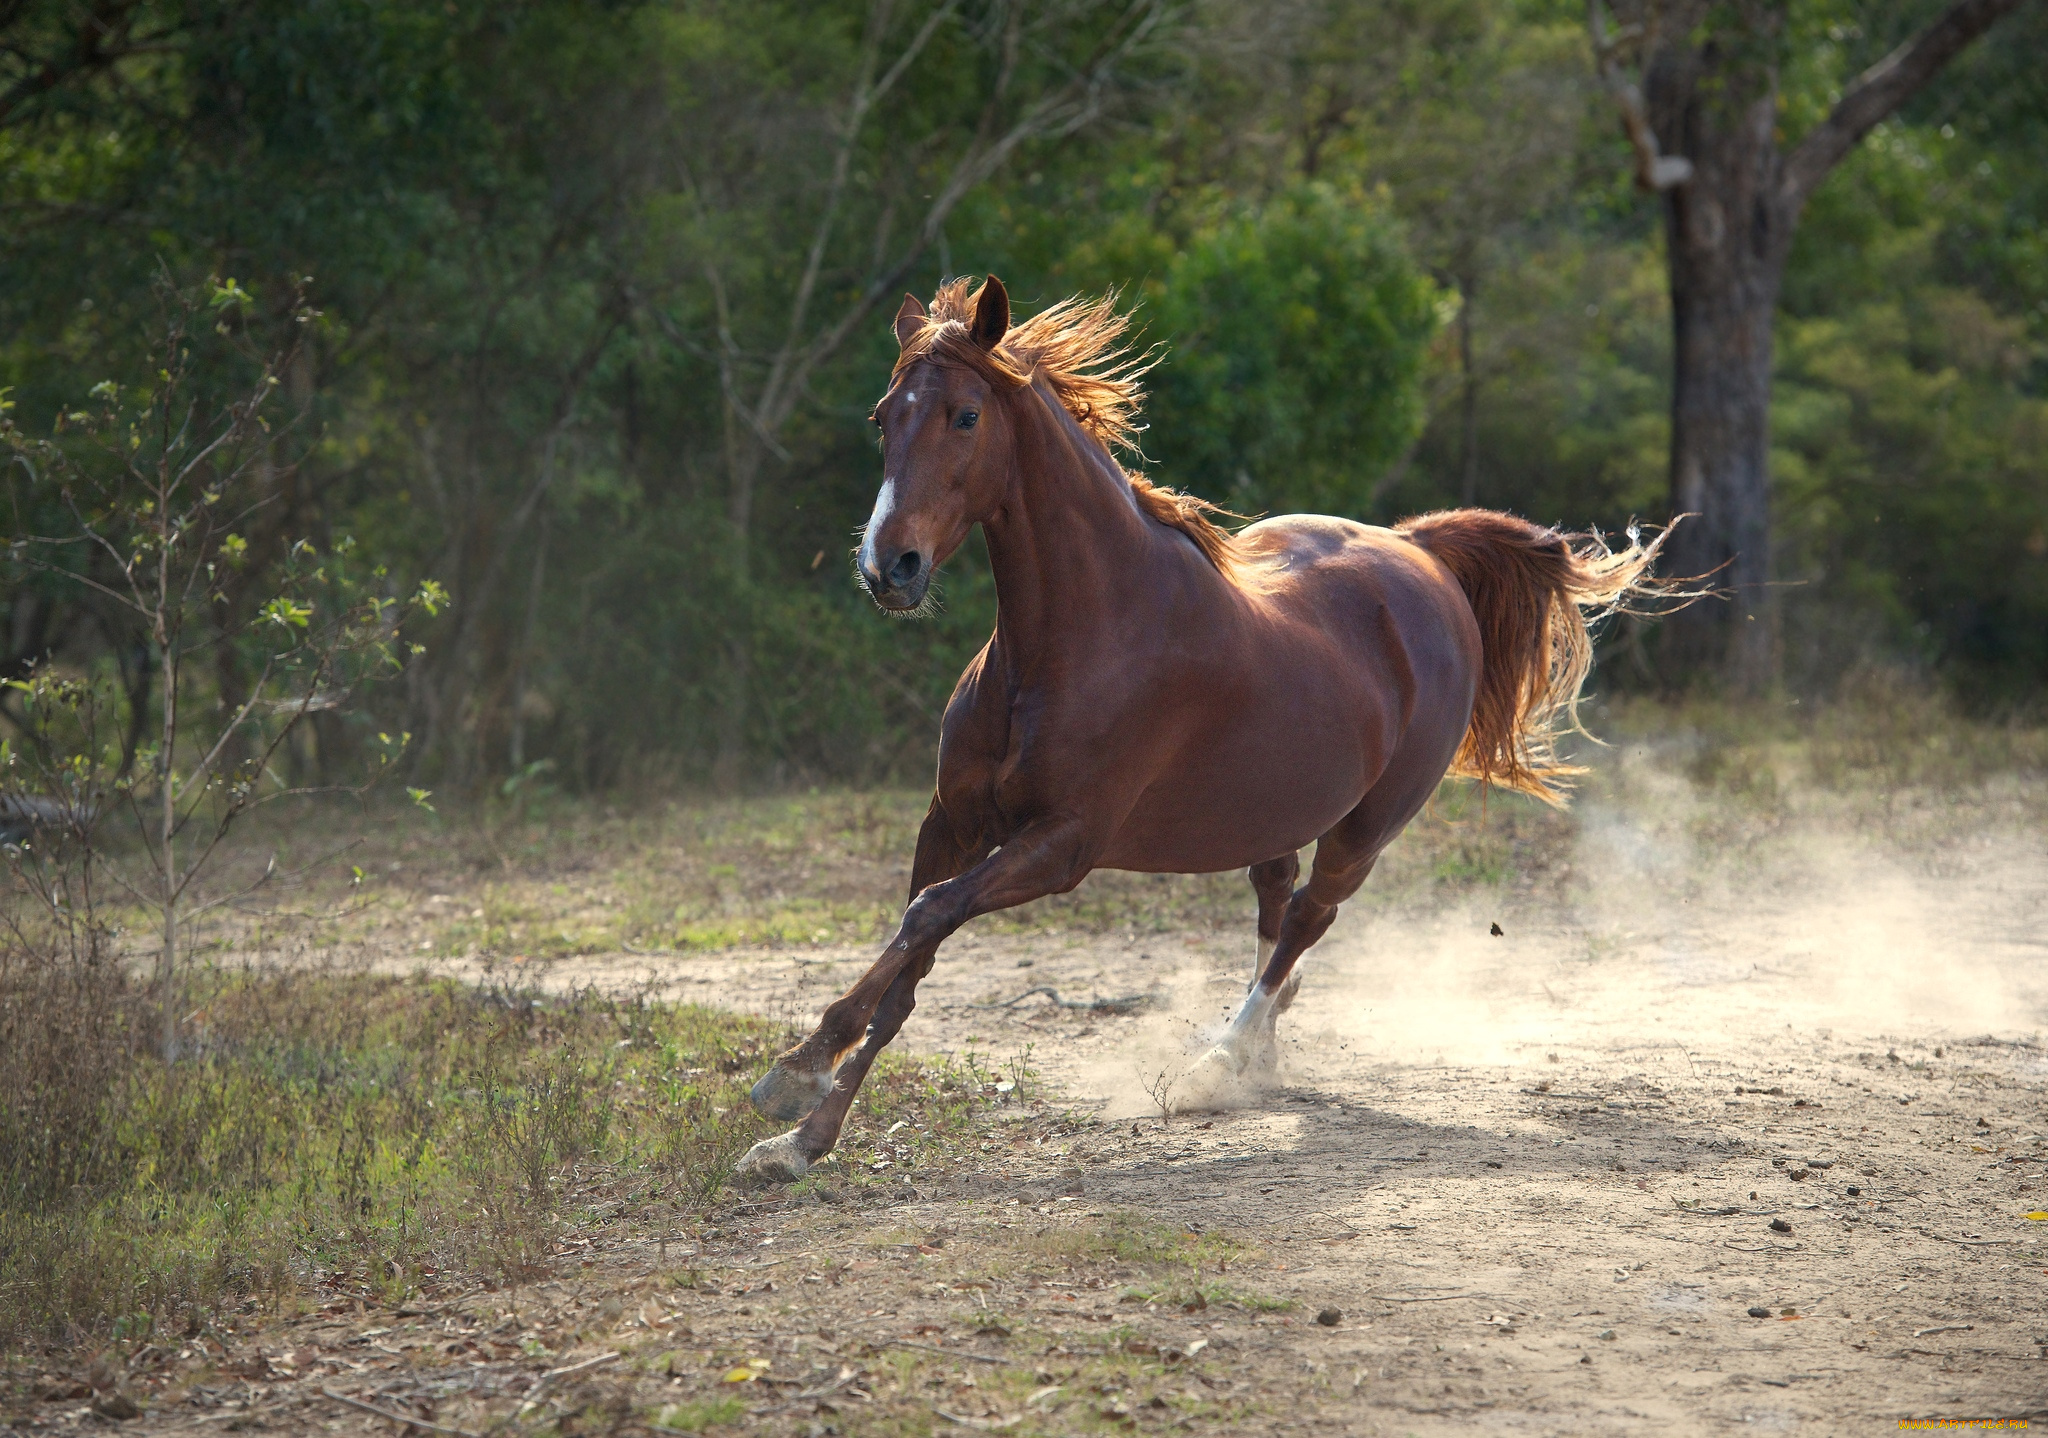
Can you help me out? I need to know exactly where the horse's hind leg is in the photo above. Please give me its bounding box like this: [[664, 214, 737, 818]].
[[1248, 853, 1299, 986], [1205, 758, 1443, 1080], [1204, 831, 1377, 1080]]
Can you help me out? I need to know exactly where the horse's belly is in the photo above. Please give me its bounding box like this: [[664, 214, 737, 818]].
[[1096, 705, 1373, 873]]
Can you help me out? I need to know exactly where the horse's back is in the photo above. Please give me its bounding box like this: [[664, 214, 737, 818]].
[[1234, 514, 1481, 680], [1089, 513, 1481, 871]]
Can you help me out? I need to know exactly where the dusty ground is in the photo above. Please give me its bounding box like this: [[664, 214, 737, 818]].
[[22, 743, 2048, 1435]]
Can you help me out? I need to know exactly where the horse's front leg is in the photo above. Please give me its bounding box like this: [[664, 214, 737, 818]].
[[732, 964, 924, 1183], [738, 818, 1093, 1182], [745, 801, 987, 1124]]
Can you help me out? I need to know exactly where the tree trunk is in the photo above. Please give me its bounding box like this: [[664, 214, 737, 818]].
[[508, 514, 550, 773], [1646, 43, 1789, 693], [712, 423, 762, 791], [157, 637, 179, 1061], [1619, 0, 2027, 692], [1456, 279, 1479, 507], [1658, 191, 1785, 692]]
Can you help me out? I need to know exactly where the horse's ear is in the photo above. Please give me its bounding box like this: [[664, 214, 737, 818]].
[[970, 275, 1009, 350], [893, 293, 927, 350]]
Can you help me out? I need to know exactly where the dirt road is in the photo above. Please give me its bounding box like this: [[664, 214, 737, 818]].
[[422, 759, 2048, 1433]]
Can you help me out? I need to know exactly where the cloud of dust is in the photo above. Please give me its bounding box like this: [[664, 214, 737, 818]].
[[1082, 742, 2047, 1112]]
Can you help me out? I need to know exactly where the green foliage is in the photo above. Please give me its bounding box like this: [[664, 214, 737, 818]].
[[1134, 183, 1443, 517], [2, 0, 2044, 798], [1772, 85, 2048, 698], [1, 275, 446, 1062]]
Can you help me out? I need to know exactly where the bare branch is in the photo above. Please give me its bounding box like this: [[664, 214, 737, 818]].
[[775, 0, 1172, 419], [692, 265, 794, 463], [871, 0, 962, 108], [169, 687, 318, 906], [183, 834, 366, 920], [1588, 0, 1692, 191], [1778, 0, 2026, 211], [173, 655, 279, 807], [0, 1, 175, 129], [648, 0, 1172, 501], [754, 0, 964, 442], [8, 545, 148, 617]]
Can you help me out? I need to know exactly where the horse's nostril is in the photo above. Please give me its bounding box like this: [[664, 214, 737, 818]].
[[887, 551, 923, 588]]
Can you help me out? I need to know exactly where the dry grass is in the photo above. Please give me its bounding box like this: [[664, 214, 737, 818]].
[[5, 688, 2042, 1376], [182, 782, 1580, 973], [0, 959, 1022, 1354]]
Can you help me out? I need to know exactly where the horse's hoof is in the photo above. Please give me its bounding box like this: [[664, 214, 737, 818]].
[[1176, 1044, 1247, 1111], [1247, 1032, 1281, 1078], [736, 1130, 812, 1185], [1199, 1042, 1248, 1077], [749, 1062, 832, 1122]]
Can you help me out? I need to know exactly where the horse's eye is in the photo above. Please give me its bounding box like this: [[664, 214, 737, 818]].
[[956, 409, 979, 431]]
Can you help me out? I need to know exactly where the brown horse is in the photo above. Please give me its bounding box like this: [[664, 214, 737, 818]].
[[738, 275, 1669, 1182]]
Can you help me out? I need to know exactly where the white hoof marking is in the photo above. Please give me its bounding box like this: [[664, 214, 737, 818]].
[[1177, 1045, 1249, 1111]]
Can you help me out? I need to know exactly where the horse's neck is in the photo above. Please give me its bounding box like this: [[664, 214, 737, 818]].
[[982, 383, 1164, 672]]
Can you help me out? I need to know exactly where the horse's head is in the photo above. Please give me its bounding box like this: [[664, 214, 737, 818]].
[[857, 275, 1016, 612]]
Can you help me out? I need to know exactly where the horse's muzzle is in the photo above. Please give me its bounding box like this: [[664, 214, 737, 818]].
[[861, 551, 931, 612]]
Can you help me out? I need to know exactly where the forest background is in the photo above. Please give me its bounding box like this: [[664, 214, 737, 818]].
[[4, 0, 2045, 795]]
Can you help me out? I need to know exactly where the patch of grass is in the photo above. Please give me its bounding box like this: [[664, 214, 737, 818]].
[[1033, 1211, 1249, 1270], [739, 1210, 1276, 1433], [0, 964, 1010, 1351], [99, 691, 2047, 978], [1599, 686, 2048, 800], [1119, 1277, 1294, 1313], [651, 1394, 747, 1430]]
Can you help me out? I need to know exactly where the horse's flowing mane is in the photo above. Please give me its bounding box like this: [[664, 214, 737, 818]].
[[897, 279, 1240, 573]]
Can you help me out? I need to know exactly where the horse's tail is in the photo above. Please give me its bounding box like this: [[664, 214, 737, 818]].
[[1396, 508, 1679, 808]]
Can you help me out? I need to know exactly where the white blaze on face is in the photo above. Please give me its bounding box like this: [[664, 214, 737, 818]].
[[860, 478, 898, 575]]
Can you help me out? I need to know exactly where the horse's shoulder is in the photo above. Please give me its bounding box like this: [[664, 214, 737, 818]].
[[942, 637, 1008, 739], [935, 638, 1013, 837]]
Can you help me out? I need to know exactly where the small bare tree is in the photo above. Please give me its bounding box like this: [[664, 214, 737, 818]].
[[1, 274, 443, 1057]]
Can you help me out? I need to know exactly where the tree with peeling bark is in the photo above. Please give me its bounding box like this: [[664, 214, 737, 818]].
[[1590, 0, 2032, 689]]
